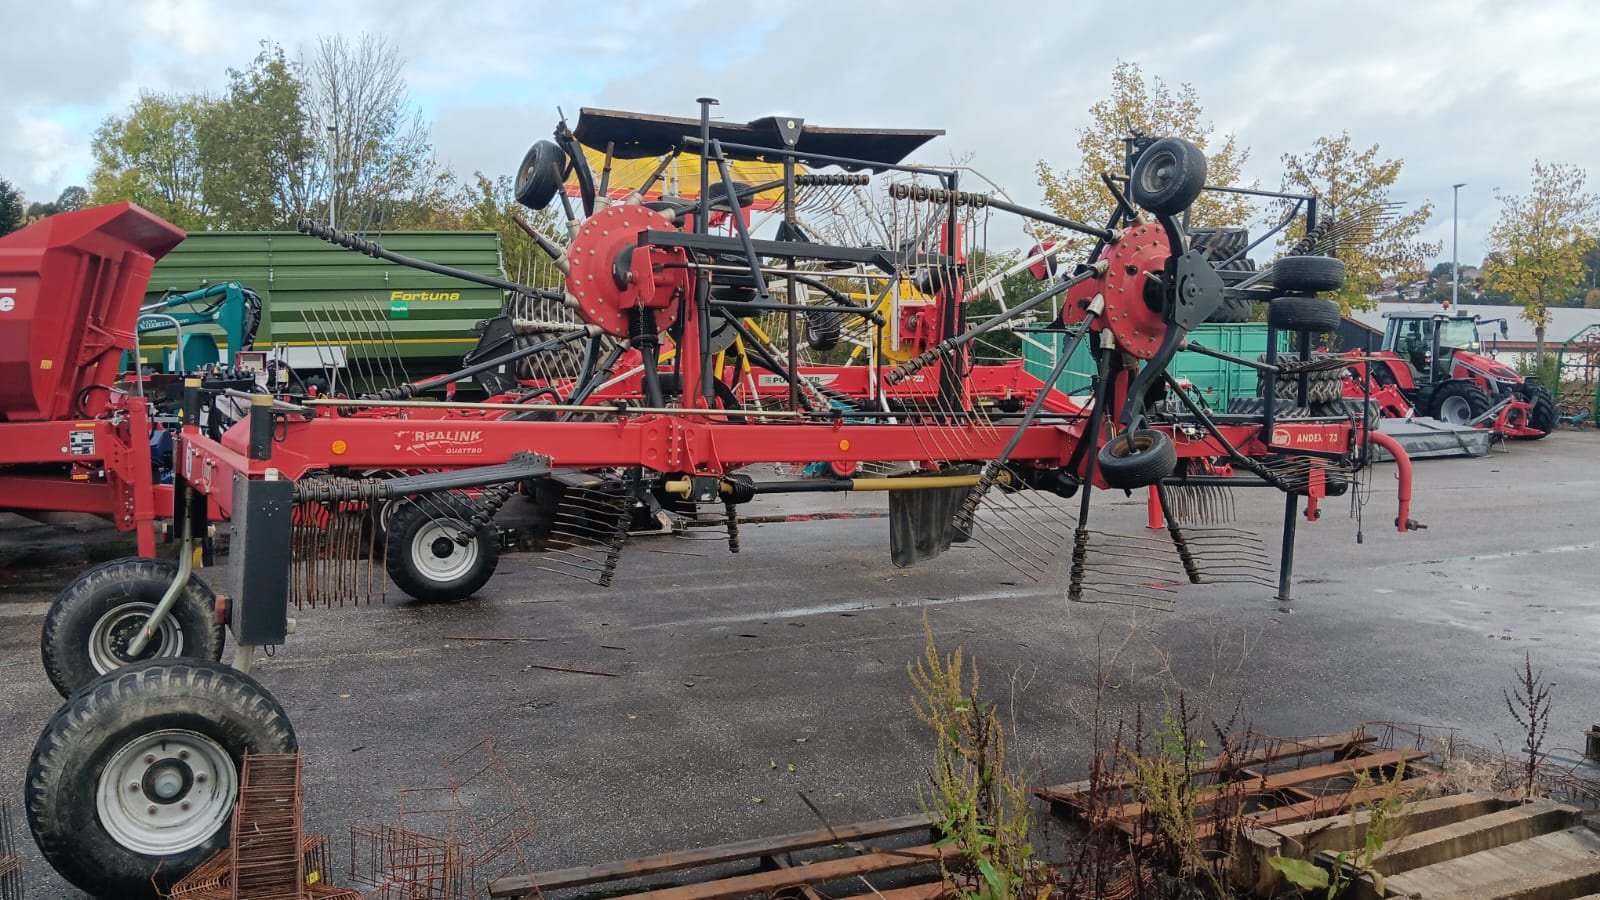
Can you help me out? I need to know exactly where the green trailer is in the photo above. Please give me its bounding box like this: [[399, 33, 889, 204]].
[[138, 230, 506, 390], [1023, 322, 1284, 408]]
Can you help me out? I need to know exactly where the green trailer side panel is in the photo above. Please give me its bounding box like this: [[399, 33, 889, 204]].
[[1023, 323, 1284, 406], [142, 231, 505, 364]]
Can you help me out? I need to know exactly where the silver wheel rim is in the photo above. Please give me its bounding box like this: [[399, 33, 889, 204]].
[[89, 602, 184, 675], [95, 729, 237, 855], [1439, 395, 1471, 424], [411, 518, 477, 584]]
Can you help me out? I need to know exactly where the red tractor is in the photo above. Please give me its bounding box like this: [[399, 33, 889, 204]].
[[1344, 310, 1557, 438]]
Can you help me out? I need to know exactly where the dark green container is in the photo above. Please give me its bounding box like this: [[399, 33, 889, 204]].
[[141, 230, 505, 379], [1023, 323, 1284, 408]]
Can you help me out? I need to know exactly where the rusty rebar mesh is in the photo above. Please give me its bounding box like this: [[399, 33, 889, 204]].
[[230, 753, 304, 899], [169, 836, 359, 900], [290, 495, 386, 608], [0, 796, 22, 900], [351, 739, 536, 899]]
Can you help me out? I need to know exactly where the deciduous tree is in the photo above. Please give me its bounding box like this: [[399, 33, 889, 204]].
[[1480, 160, 1600, 364], [0, 177, 25, 235], [89, 92, 214, 228], [1036, 61, 1253, 257], [1279, 133, 1438, 311], [301, 34, 451, 231], [198, 43, 315, 228]]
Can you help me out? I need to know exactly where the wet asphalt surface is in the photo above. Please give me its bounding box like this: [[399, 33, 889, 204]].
[[1, 430, 1597, 897]]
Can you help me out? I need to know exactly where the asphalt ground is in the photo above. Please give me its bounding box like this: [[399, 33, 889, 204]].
[[2, 431, 1598, 897]]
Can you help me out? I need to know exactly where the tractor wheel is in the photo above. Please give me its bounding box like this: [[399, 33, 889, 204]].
[[1312, 398, 1382, 431], [1259, 353, 1343, 404], [1225, 397, 1309, 418], [1097, 429, 1177, 489], [1430, 380, 1492, 425], [385, 495, 499, 603], [1272, 255, 1347, 294], [514, 140, 565, 210], [26, 659, 296, 899], [1266, 296, 1341, 334], [1190, 226, 1249, 260], [1203, 290, 1253, 323], [41, 557, 225, 699], [1129, 138, 1208, 216], [1514, 383, 1558, 438]]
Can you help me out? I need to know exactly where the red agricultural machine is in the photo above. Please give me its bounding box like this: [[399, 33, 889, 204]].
[[0, 204, 187, 555], [1342, 309, 1557, 438], [20, 101, 1419, 897]]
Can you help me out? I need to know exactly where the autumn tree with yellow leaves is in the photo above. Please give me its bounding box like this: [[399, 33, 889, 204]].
[[1278, 134, 1438, 311], [1481, 160, 1600, 365], [1036, 61, 1253, 256]]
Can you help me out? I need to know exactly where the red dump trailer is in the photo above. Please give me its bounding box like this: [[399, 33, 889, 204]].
[[0, 203, 186, 554]]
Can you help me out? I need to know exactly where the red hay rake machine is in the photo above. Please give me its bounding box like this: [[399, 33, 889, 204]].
[[19, 100, 1419, 898]]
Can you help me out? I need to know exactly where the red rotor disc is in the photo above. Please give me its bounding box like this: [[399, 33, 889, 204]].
[[565, 203, 684, 338], [1098, 222, 1171, 360]]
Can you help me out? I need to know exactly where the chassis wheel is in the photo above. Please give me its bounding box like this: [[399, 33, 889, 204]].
[[1097, 429, 1177, 489], [1129, 138, 1208, 215], [26, 659, 296, 899], [1266, 295, 1341, 333], [41, 557, 225, 698], [1272, 255, 1347, 294], [1430, 380, 1492, 425], [385, 495, 499, 602], [514, 140, 565, 210]]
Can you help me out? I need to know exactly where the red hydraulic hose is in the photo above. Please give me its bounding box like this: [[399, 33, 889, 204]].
[[1366, 431, 1413, 532]]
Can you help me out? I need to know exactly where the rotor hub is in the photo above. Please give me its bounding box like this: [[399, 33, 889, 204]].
[[566, 203, 690, 338], [1097, 222, 1171, 359]]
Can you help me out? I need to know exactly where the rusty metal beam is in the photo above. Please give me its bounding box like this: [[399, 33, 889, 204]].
[[488, 813, 932, 897]]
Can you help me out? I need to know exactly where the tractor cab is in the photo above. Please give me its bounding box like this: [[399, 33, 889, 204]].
[[1358, 309, 1553, 436], [1381, 311, 1505, 385]]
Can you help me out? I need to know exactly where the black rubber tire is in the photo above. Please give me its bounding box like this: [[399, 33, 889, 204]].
[[1429, 380, 1492, 425], [1097, 429, 1177, 489], [1129, 138, 1208, 216], [1272, 255, 1347, 294], [806, 308, 842, 352], [1226, 397, 1309, 419], [514, 140, 565, 210], [1513, 383, 1558, 438], [41, 557, 225, 699], [384, 495, 499, 602], [1311, 398, 1382, 431], [1267, 295, 1341, 333], [26, 659, 296, 899], [1258, 353, 1342, 404], [1204, 290, 1253, 323], [1190, 226, 1248, 259]]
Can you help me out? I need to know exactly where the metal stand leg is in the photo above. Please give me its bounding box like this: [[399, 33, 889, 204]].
[[1276, 491, 1299, 603]]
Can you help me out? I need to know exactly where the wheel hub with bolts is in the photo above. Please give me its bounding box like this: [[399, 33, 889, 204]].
[[90, 602, 182, 675], [95, 729, 237, 856], [412, 519, 479, 583]]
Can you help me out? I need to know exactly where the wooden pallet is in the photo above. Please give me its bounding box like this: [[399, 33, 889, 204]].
[[1035, 728, 1436, 846], [1245, 791, 1600, 899], [487, 814, 947, 899]]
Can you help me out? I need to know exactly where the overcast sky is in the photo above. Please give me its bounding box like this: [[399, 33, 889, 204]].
[[5, 0, 1597, 265]]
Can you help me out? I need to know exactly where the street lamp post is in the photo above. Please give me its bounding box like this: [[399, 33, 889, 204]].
[[326, 125, 338, 230], [1451, 182, 1466, 307]]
